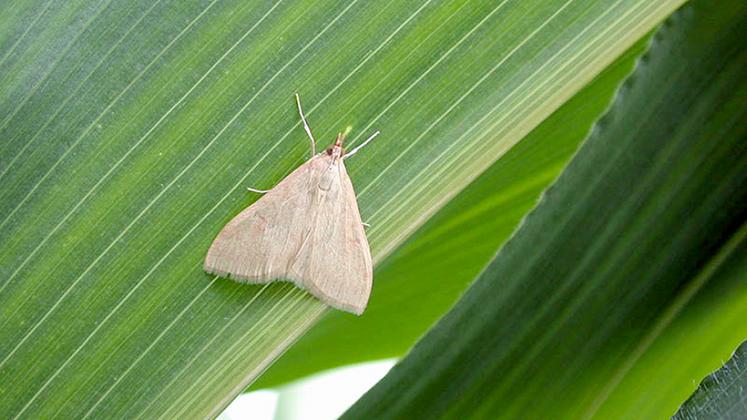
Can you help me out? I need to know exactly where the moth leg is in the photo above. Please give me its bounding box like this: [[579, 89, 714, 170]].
[[345, 130, 380, 159], [295, 93, 316, 157], [362, 222, 371, 228], [247, 187, 271, 194]]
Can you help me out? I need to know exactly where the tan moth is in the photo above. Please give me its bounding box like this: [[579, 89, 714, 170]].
[[204, 94, 377, 315]]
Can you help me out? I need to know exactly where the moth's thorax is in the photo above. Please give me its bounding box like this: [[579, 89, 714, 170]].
[[318, 154, 341, 191], [325, 144, 344, 160], [319, 136, 345, 191]]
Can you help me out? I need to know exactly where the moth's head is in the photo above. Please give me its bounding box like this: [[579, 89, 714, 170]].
[[326, 131, 346, 159]]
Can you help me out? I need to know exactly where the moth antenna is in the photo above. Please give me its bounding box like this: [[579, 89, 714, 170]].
[[345, 130, 380, 159], [295, 92, 316, 157], [247, 187, 270, 194]]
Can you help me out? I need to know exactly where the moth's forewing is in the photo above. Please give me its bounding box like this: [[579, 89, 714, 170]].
[[204, 154, 372, 314]]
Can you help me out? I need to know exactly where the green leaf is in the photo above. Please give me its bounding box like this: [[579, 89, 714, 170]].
[[344, 0, 747, 417], [0, 0, 685, 417], [674, 341, 747, 420], [254, 35, 650, 389], [593, 218, 747, 417]]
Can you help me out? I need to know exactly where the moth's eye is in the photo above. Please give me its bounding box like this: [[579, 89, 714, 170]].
[[326, 147, 334, 155]]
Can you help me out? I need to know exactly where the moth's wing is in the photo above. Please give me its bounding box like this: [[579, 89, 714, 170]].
[[288, 158, 373, 315], [204, 157, 319, 282]]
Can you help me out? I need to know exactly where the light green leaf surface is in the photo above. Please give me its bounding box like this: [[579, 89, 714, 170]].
[[674, 340, 747, 420], [345, 0, 747, 418], [0, 0, 684, 417], [254, 36, 649, 389]]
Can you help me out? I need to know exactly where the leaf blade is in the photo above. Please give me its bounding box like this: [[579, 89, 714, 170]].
[[674, 340, 747, 420]]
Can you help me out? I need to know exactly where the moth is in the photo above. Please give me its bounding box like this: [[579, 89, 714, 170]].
[[204, 94, 378, 315]]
